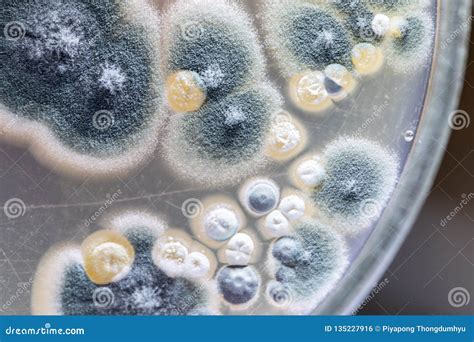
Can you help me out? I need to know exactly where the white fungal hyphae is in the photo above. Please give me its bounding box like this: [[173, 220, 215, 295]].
[[289, 155, 327, 190], [154, 229, 217, 280], [184, 252, 212, 279], [266, 219, 348, 314], [216, 265, 261, 309], [259, 210, 292, 240], [371, 14, 391, 37], [204, 209, 239, 241], [0, 0, 164, 179], [191, 196, 246, 249], [32, 211, 219, 315], [312, 137, 399, 234], [239, 178, 280, 217], [278, 193, 307, 222], [384, 12, 434, 72], [223, 233, 255, 266], [152, 236, 189, 278], [265, 112, 308, 161]]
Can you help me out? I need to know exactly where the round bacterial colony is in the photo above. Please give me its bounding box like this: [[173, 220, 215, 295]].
[[0, 0, 435, 315]]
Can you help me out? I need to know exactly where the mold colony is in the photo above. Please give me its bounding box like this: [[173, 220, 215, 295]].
[[162, 0, 282, 186], [0, 0, 164, 178], [31, 212, 219, 315], [0, 0, 434, 315], [266, 220, 348, 314], [261, 0, 433, 113]]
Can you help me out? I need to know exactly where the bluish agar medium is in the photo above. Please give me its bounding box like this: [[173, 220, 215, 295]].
[[312, 137, 399, 234], [266, 219, 348, 314], [31, 211, 219, 315], [0, 0, 164, 178]]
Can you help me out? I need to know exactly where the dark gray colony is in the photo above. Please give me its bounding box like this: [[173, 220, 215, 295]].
[[0, 0, 160, 155], [282, 5, 353, 70], [267, 220, 348, 314]]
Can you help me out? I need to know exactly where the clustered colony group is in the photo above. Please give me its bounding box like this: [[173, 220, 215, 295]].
[[0, 0, 434, 315]]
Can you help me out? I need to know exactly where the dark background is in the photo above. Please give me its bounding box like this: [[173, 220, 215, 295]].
[[360, 22, 474, 315]]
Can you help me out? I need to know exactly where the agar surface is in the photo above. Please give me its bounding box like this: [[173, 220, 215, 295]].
[[0, 0, 164, 178]]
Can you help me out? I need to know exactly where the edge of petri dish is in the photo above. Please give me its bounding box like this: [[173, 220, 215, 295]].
[[314, 0, 473, 315]]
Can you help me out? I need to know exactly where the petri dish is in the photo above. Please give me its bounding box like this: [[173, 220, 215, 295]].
[[0, 0, 470, 315]]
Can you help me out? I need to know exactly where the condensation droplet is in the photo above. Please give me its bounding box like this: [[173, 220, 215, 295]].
[[403, 130, 414, 142]]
